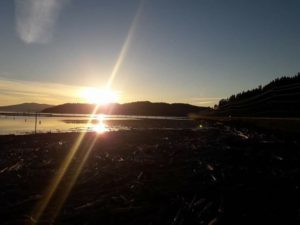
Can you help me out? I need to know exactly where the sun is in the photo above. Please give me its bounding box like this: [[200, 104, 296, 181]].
[[81, 87, 119, 105]]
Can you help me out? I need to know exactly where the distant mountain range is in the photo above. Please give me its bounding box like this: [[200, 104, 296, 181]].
[[42, 101, 212, 117], [2, 73, 299, 118], [0, 103, 54, 113]]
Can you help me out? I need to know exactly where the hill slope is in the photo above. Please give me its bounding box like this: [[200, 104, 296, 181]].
[[0, 103, 54, 113], [216, 73, 300, 117], [42, 101, 212, 117]]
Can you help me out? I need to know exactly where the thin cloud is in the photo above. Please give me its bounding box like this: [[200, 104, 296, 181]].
[[188, 97, 222, 107], [0, 77, 82, 105], [14, 0, 68, 44], [190, 97, 222, 101]]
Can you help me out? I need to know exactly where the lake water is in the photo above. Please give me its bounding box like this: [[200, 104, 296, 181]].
[[0, 113, 198, 135]]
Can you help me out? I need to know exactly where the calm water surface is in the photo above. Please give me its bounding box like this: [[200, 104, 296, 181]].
[[0, 113, 196, 135]]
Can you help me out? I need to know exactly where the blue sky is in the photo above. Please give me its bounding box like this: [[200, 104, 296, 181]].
[[0, 0, 299, 106]]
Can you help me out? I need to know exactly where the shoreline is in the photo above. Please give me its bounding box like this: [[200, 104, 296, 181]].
[[191, 115, 300, 134], [1, 128, 300, 224]]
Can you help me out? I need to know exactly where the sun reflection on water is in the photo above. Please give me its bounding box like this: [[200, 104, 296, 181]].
[[93, 114, 108, 133]]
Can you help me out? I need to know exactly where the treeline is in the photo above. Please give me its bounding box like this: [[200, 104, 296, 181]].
[[216, 73, 300, 117]]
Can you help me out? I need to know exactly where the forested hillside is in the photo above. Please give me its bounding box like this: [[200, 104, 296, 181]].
[[216, 73, 300, 117]]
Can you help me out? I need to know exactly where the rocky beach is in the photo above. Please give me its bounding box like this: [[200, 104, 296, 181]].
[[0, 125, 299, 225]]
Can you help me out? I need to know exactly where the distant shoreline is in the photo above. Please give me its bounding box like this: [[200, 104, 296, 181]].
[[0, 111, 189, 119], [192, 115, 300, 134]]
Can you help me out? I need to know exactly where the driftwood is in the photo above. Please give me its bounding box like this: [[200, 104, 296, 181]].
[[0, 126, 299, 225]]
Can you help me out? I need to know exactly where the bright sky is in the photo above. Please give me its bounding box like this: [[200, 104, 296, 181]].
[[0, 0, 299, 106]]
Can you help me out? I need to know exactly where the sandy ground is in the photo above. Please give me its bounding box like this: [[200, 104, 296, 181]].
[[0, 127, 300, 225]]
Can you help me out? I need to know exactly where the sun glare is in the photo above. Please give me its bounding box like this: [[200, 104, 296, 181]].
[[93, 114, 108, 133], [81, 87, 119, 105]]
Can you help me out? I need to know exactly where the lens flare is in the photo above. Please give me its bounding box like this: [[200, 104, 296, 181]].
[[30, 1, 144, 224]]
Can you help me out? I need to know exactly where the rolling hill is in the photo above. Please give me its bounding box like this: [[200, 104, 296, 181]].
[[0, 103, 54, 113], [42, 101, 212, 117]]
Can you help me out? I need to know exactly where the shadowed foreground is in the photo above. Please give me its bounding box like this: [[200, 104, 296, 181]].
[[0, 128, 300, 225]]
